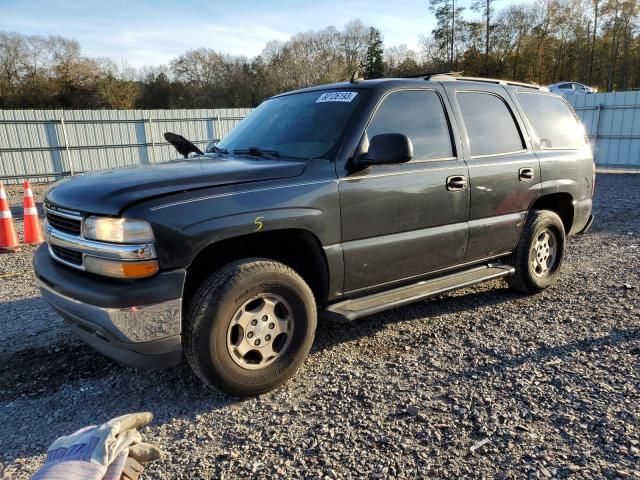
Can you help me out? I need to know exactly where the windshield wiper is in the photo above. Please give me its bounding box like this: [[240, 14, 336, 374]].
[[233, 146, 280, 158], [211, 145, 228, 154]]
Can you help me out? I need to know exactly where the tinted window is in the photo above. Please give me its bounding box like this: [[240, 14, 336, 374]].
[[366, 90, 453, 160], [558, 83, 572, 90], [457, 92, 524, 156], [217, 90, 366, 160], [517, 93, 585, 149]]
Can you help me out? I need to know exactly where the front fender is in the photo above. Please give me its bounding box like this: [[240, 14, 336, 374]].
[[184, 206, 326, 262], [126, 177, 340, 269]]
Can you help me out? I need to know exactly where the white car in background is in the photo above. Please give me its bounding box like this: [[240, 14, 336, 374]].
[[548, 82, 597, 96]]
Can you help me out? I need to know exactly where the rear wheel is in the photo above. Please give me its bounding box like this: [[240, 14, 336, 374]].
[[184, 259, 317, 397], [507, 210, 566, 293]]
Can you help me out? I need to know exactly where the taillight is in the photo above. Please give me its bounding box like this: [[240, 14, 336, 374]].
[[592, 161, 596, 196]]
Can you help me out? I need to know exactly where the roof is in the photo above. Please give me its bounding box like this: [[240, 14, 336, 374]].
[[274, 74, 547, 98]]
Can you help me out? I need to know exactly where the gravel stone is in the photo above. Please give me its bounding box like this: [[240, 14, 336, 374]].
[[406, 405, 420, 417], [1, 174, 639, 479]]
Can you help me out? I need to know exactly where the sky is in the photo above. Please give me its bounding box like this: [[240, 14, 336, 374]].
[[2, 0, 439, 68]]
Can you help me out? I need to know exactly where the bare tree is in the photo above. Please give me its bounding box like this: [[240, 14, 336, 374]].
[[340, 20, 369, 74], [0, 32, 27, 97], [1, 8, 640, 108]]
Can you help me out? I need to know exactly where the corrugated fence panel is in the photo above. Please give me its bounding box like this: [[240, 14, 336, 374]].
[[0, 108, 253, 183], [3, 97, 638, 182], [569, 91, 640, 168], [0, 110, 67, 183]]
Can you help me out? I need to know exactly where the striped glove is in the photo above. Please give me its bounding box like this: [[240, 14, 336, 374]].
[[31, 412, 163, 480]]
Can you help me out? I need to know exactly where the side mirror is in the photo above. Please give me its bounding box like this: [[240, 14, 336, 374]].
[[358, 133, 413, 167]]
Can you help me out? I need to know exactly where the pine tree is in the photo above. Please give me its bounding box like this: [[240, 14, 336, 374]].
[[429, 0, 465, 68], [363, 27, 385, 79], [471, 0, 493, 75]]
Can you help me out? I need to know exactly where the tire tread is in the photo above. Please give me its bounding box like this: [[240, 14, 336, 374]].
[[507, 210, 565, 294], [184, 258, 315, 395]]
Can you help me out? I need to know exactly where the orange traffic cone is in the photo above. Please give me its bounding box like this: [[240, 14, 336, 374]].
[[23, 180, 44, 245], [0, 182, 19, 251]]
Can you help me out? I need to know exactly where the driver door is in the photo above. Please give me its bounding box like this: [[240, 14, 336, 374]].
[[339, 88, 470, 294]]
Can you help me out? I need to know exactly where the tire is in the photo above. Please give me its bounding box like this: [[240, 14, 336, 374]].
[[184, 258, 317, 397], [507, 210, 566, 294]]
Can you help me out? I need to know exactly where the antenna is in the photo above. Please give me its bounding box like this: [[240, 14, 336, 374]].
[[350, 65, 364, 83]]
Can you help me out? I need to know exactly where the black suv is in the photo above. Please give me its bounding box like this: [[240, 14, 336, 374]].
[[34, 75, 594, 396]]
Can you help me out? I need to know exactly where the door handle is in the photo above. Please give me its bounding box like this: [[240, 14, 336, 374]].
[[519, 167, 535, 181], [446, 175, 467, 191]]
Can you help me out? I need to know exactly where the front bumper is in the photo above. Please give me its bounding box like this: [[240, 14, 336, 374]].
[[34, 244, 185, 369]]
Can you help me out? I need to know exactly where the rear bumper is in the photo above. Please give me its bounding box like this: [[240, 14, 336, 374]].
[[34, 244, 185, 369], [569, 198, 593, 235], [578, 214, 594, 234]]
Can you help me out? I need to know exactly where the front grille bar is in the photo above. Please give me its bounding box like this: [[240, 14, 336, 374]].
[[50, 245, 83, 266]]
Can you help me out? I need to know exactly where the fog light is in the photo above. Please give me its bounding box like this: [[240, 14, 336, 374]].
[[85, 257, 159, 279]]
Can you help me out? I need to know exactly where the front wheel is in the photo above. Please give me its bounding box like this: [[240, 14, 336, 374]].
[[184, 259, 317, 397], [507, 210, 566, 294]]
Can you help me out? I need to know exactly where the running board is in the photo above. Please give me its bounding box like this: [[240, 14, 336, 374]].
[[323, 264, 514, 323]]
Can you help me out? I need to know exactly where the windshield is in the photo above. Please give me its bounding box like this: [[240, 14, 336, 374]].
[[217, 90, 365, 160]]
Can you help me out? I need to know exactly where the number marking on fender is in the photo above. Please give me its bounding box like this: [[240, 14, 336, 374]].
[[254, 216, 264, 231]]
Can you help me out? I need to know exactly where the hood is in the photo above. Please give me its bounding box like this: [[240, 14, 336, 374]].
[[46, 156, 307, 216]]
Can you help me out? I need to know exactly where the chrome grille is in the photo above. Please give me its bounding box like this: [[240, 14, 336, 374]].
[[45, 210, 82, 235], [44, 202, 157, 272]]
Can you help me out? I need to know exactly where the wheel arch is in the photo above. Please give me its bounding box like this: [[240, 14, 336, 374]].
[[183, 228, 330, 312], [529, 192, 574, 234]]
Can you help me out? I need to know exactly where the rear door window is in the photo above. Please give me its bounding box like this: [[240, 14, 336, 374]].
[[366, 90, 454, 161], [516, 93, 586, 149], [457, 92, 524, 157]]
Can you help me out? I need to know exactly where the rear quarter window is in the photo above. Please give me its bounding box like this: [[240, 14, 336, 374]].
[[516, 93, 586, 149]]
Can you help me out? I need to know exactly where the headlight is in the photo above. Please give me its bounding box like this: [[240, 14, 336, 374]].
[[83, 217, 154, 244]]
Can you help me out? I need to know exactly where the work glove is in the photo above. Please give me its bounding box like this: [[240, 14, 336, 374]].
[[31, 412, 163, 480]]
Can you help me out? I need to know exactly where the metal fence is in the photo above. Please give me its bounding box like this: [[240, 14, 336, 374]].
[[0, 108, 253, 183], [2, 95, 638, 183], [568, 91, 640, 168]]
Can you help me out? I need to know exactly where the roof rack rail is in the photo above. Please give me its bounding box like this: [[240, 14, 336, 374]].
[[400, 71, 463, 79], [423, 73, 543, 90], [398, 72, 545, 90]]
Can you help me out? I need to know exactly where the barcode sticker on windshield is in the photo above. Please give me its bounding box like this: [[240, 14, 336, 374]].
[[316, 92, 358, 103]]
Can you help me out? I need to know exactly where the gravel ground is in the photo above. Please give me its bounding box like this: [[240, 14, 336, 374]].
[[1, 174, 639, 479]]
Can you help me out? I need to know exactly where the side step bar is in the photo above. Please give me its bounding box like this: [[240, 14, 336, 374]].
[[323, 264, 514, 323]]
